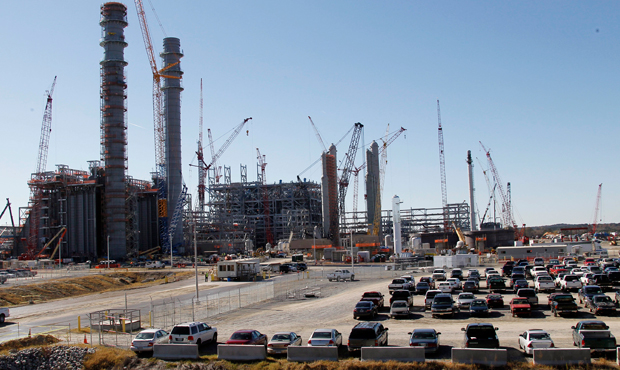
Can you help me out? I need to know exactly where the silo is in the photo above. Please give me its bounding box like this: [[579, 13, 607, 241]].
[[100, 2, 128, 259], [161, 37, 184, 248]]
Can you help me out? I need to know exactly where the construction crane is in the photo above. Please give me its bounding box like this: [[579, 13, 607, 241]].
[[0, 199, 17, 253], [437, 100, 450, 231], [308, 116, 327, 152], [134, 0, 181, 250], [207, 129, 221, 183], [35, 226, 66, 259], [479, 141, 521, 238], [370, 127, 407, 235], [257, 148, 273, 245], [196, 79, 205, 211], [338, 123, 364, 226], [591, 183, 603, 236], [198, 118, 253, 172], [27, 77, 57, 259]]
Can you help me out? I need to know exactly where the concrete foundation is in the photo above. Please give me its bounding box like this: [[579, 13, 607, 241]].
[[153, 344, 199, 360]]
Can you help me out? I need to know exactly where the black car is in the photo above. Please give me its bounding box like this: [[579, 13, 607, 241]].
[[513, 279, 528, 292], [469, 299, 489, 317], [451, 269, 464, 280], [586, 294, 616, 316], [486, 294, 504, 308], [347, 322, 388, 352], [390, 290, 413, 306], [353, 301, 378, 319], [462, 323, 499, 348], [431, 293, 457, 318], [592, 274, 612, 291], [501, 262, 514, 277], [488, 277, 506, 293], [463, 281, 478, 293], [415, 282, 431, 295], [607, 271, 620, 283], [578, 285, 604, 305]]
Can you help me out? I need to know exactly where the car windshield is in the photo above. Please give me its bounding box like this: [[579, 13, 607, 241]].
[[594, 296, 612, 303], [349, 329, 376, 340], [530, 332, 551, 340], [417, 282, 429, 288], [519, 290, 535, 297], [392, 279, 405, 284], [231, 332, 252, 340], [471, 300, 486, 307], [467, 327, 495, 339], [413, 331, 436, 339], [356, 302, 372, 308], [434, 296, 451, 304], [555, 296, 573, 302], [364, 293, 381, 297], [512, 299, 528, 304], [565, 276, 578, 281], [171, 326, 190, 335], [393, 302, 407, 308], [272, 334, 291, 341], [312, 332, 332, 339], [585, 287, 603, 294], [460, 294, 474, 299], [539, 276, 552, 281], [135, 332, 155, 339]]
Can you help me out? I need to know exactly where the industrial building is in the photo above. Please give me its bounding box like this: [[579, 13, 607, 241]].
[[8, 2, 517, 264]]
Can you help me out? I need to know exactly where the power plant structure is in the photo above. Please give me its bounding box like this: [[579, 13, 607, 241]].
[[6, 2, 515, 264]]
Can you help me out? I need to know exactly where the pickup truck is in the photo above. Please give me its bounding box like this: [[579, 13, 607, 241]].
[[534, 275, 555, 293], [559, 274, 582, 292], [571, 320, 616, 353], [578, 285, 603, 305], [549, 293, 579, 317], [0, 307, 9, 324], [360, 291, 384, 308], [487, 277, 506, 293], [510, 297, 532, 317], [388, 278, 413, 294], [327, 269, 354, 282]]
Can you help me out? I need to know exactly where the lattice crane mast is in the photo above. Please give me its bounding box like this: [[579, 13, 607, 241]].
[[338, 123, 363, 225], [479, 141, 520, 237], [591, 183, 602, 235], [196, 79, 205, 210], [371, 126, 407, 235], [308, 116, 327, 152], [256, 148, 267, 185], [27, 77, 56, 258], [437, 100, 448, 208], [256, 148, 273, 245]]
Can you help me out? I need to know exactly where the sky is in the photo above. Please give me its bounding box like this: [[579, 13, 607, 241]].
[[0, 1, 618, 228]]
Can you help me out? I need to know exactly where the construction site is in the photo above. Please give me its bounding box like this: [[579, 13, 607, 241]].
[[0, 2, 523, 265]]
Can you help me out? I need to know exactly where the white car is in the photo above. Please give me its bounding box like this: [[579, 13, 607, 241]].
[[267, 331, 302, 354], [437, 282, 453, 293], [432, 269, 447, 281], [571, 268, 587, 277], [308, 328, 342, 347], [390, 300, 410, 318], [518, 329, 554, 355], [581, 273, 596, 286], [130, 328, 169, 353], [456, 292, 476, 309], [531, 266, 547, 278], [446, 278, 462, 290], [169, 322, 217, 346]]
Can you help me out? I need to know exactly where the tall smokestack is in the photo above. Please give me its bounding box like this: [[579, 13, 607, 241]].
[[100, 2, 128, 259], [366, 141, 380, 236], [467, 150, 476, 231], [321, 144, 339, 247], [161, 37, 184, 248]]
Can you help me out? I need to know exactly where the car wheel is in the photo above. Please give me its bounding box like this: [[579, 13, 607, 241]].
[[351, 275, 355, 281], [328, 279, 332, 282], [196, 339, 202, 347], [336, 277, 340, 282], [0, 314, 4, 324], [212, 333, 218, 344]]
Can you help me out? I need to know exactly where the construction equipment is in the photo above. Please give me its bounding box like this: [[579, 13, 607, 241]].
[[338, 122, 363, 225], [591, 183, 602, 236], [370, 127, 407, 235], [196, 79, 205, 211], [308, 116, 327, 152], [0, 199, 17, 252], [167, 183, 188, 253], [26, 77, 57, 259], [36, 227, 66, 259], [437, 100, 449, 230], [207, 129, 221, 183], [198, 118, 253, 171], [479, 142, 522, 238]]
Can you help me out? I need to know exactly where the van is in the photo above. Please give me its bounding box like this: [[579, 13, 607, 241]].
[[347, 322, 388, 352]]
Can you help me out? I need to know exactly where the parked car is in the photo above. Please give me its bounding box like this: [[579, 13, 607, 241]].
[[130, 329, 169, 354], [446, 278, 462, 290], [390, 290, 413, 307], [327, 269, 354, 282], [509, 273, 526, 288], [585, 294, 616, 316], [437, 282, 453, 293], [516, 288, 538, 306], [419, 276, 435, 289], [467, 269, 481, 279], [431, 293, 457, 318], [226, 329, 267, 346], [390, 300, 410, 319], [169, 322, 217, 346], [424, 290, 441, 309], [501, 262, 514, 277], [347, 322, 388, 352], [488, 276, 506, 293], [456, 292, 476, 310], [388, 278, 413, 294], [308, 329, 342, 347], [548, 293, 579, 317], [469, 299, 489, 317], [560, 274, 582, 292], [360, 291, 384, 308], [571, 320, 616, 353], [509, 297, 532, 317], [463, 281, 478, 293], [145, 261, 164, 269], [535, 275, 555, 293], [462, 323, 499, 348], [578, 285, 604, 305], [415, 282, 431, 295], [450, 269, 464, 280], [518, 329, 554, 355], [353, 301, 378, 319], [267, 332, 302, 355], [408, 328, 440, 353], [513, 279, 529, 292], [432, 270, 447, 282], [592, 274, 612, 291], [533, 257, 545, 267], [486, 293, 504, 308]]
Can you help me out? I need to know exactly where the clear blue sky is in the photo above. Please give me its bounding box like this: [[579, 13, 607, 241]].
[[1, 1, 618, 228]]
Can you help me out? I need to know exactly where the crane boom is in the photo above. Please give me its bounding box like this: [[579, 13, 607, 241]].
[[437, 100, 448, 208], [308, 116, 327, 152], [199, 118, 253, 170], [197, 79, 205, 210], [207, 129, 220, 182], [36, 76, 56, 177], [338, 123, 363, 225]]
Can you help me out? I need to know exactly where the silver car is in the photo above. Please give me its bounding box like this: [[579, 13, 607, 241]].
[[456, 292, 476, 309], [390, 300, 410, 319], [408, 328, 441, 353], [130, 329, 169, 353], [267, 331, 302, 354], [308, 328, 342, 347]]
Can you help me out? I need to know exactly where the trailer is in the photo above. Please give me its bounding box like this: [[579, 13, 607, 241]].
[[216, 258, 261, 281]]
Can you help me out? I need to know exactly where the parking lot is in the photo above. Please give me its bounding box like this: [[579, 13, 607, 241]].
[[200, 262, 620, 362]]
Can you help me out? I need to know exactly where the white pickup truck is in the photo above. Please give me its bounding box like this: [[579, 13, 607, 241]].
[[560, 274, 582, 292], [534, 275, 555, 293], [327, 269, 354, 282], [0, 307, 9, 324]]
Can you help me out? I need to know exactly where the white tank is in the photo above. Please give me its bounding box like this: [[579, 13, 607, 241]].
[[392, 195, 402, 255], [410, 236, 422, 249]]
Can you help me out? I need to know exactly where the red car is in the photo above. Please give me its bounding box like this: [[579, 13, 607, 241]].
[[226, 330, 268, 346], [360, 291, 385, 308], [485, 293, 504, 308]]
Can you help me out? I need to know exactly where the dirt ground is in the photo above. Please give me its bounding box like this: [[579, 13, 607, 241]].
[[199, 260, 620, 362]]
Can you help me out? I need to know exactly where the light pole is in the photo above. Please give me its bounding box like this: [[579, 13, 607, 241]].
[[107, 235, 110, 269], [169, 231, 173, 269], [313, 226, 317, 265]]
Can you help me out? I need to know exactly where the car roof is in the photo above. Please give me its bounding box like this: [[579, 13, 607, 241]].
[[174, 322, 204, 326], [413, 328, 436, 333], [363, 291, 381, 294], [273, 331, 294, 335], [233, 329, 256, 333], [353, 322, 381, 329], [466, 323, 494, 328], [139, 329, 162, 333], [314, 328, 335, 332]]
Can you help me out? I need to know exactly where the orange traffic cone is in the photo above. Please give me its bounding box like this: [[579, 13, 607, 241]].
[[84, 334, 88, 344], [28, 329, 31, 338]]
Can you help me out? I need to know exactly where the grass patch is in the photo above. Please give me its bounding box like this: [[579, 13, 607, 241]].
[[83, 345, 136, 370], [0, 334, 59, 355]]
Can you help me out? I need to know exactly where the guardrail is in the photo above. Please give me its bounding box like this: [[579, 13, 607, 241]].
[[451, 348, 507, 366], [533, 348, 590, 366], [361, 346, 425, 362], [217, 344, 267, 361], [287, 346, 338, 362]]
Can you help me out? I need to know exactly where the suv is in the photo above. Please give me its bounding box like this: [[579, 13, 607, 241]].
[[516, 288, 538, 306], [425, 290, 441, 309], [431, 293, 457, 318], [390, 290, 413, 307], [462, 323, 499, 348], [169, 322, 217, 346], [347, 322, 388, 352]]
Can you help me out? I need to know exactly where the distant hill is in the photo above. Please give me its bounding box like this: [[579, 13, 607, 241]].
[[525, 223, 619, 238]]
